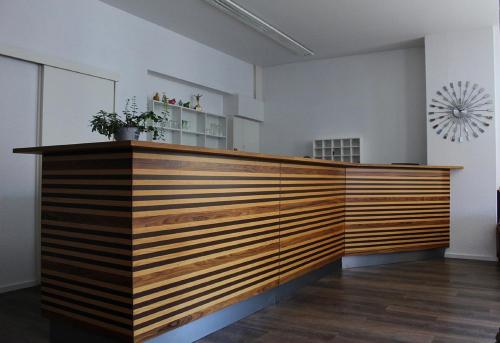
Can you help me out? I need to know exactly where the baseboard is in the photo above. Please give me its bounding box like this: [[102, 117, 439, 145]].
[[444, 252, 498, 262], [0, 279, 39, 294], [342, 248, 445, 269]]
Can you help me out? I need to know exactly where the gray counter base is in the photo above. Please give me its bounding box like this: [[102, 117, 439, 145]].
[[342, 248, 445, 269]]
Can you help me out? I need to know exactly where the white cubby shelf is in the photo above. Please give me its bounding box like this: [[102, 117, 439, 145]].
[[149, 99, 227, 149], [313, 137, 361, 163]]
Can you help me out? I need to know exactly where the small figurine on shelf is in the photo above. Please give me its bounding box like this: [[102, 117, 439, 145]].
[[193, 94, 203, 112], [183, 101, 191, 109], [161, 93, 168, 103], [168, 98, 176, 105], [178, 100, 183, 107], [153, 92, 160, 101]]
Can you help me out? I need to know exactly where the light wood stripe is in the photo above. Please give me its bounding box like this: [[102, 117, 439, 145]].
[[133, 278, 277, 336], [345, 167, 450, 255], [132, 201, 281, 218], [134, 218, 280, 245], [133, 225, 280, 257], [133, 247, 278, 293], [133, 210, 280, 234], [345, 232, 449, 242], [134, 261, 280, 315], [134, 254, 280, 304], [133, 234, 280, 268]]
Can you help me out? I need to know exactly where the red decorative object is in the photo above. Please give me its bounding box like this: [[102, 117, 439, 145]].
[[168, 98, 176, 105]]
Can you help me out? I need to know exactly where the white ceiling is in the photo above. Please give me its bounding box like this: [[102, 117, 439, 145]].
[[100, 0, 499, 67]]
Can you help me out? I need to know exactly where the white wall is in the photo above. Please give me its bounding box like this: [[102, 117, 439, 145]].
[[262, 48, 427, 163], [0, 0, 254, 292], [42, 66, 115, 145], [0, 0, 254, 112], [425, 27, 498, 261], [0, 56, 39, 293]]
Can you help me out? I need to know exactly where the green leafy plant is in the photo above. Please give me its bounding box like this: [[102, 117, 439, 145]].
[[90, 97, 169, 140]]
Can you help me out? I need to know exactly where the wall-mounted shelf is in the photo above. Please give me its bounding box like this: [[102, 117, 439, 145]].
[[149, 100, 227, 149], [313, 137, 361, 163]]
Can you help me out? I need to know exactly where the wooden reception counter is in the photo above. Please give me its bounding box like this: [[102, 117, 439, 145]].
[[14, 141, 462, 342]]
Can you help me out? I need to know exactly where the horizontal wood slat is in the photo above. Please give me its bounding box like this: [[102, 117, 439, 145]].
[[130, 151, 282, 342], [279, 163, 345, 284], [345, 168, 450, 255], [40, 151, 134, 337], [35, 145, 452, 342]]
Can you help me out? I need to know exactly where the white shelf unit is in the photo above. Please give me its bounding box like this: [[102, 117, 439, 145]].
[[313, 137, 361, 163], [149, 99, 227, 149]]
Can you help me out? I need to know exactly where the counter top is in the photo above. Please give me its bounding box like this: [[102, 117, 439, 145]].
[[13, 140, 463, 170]]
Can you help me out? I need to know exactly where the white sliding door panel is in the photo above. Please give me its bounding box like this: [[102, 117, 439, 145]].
[[42, 66, 115, 145], [0, 55, 39, 292], [233, 116, 260, 153]]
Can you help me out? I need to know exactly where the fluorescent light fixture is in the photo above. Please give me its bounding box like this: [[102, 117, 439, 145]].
[[203, 0, 315, 56]]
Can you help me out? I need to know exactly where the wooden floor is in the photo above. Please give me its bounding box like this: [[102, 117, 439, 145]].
[[198, 259, 500, 343], [1, 259, 499, 343], [0, 286, 49, 343]]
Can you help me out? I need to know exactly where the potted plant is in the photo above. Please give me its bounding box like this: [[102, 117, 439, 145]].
[[90, 97, 168, 141]]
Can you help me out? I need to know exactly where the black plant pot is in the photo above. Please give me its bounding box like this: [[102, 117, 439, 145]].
[[114, 127, 140, 141]]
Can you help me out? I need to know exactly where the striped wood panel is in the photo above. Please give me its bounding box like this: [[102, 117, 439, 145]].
[[344, 167, 450, 255], [40, 151, 134, 339], [279, 163, 345, 284], [36, 146, 453, 342], [131, 150, 281, 342]]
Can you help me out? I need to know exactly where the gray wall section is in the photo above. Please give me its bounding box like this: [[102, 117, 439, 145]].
[[261, 48, 427, 164]]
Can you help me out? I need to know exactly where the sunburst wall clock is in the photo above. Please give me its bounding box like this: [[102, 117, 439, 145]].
[[428, 81, 493, 142]]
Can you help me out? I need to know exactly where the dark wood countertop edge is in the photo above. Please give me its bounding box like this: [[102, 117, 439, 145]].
[[13, 141, 464, 170]]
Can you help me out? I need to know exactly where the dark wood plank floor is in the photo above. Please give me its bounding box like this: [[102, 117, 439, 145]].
[[198, 259, 500, 343], [0, 286, 49, 343], [1, 259, 498, 342]]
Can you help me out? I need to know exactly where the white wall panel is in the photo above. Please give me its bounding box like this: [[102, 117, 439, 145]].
[[425, 28, 498, 261], [42, 66, 114, 145], [233, 117, 260, 153], [0, 0, 254, 111], [262, 48, 426, 163], [0, 55, 39, 292]]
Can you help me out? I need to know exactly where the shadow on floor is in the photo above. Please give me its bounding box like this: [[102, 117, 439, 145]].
[[0, 286, 48, 343]]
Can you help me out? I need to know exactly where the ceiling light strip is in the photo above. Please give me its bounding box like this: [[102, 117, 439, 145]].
[[203, 0, 315, 56]]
